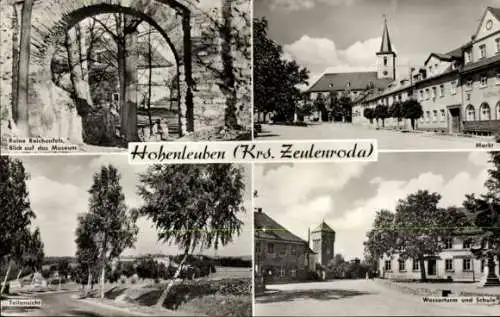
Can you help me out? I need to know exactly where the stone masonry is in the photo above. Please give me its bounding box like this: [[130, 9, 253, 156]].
[[0, 0, 251, 146]]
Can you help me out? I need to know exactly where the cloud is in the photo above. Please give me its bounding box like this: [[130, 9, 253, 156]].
[[468, 151, 490, 167], [255, 162, 368, 240], [284, 36, 383, 77], [333, 168, 488, 259], [28, 175, 88, 257], [267, 0, 355, 12], [284, 35, 413, 86]]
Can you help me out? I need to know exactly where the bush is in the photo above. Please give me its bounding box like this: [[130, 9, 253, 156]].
[[272, 121, 308, 127], [363, 108, 374, 123], [119, 275, 127, 284], [130, 274, 139, 284]]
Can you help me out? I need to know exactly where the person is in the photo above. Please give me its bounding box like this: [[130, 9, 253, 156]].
[[159, 118, 169, 140]]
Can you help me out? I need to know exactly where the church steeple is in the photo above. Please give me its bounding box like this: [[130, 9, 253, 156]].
[[378, 16, 395, 55], [376, 15, 397, 80]]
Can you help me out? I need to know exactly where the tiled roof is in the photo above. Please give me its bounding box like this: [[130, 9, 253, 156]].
[[312, 221, 335, 233], [308, 72, 392, 92], [254, 210, 307, 244]]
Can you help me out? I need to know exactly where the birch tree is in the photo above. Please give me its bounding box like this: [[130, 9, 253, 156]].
[[137, 164, 246, 307], [78, 164, 138, 298]]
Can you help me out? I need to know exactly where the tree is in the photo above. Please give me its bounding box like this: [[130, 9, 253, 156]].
[[253, 18, 309, 122], [364, 210, 397, 266], [79, 165, 138, 298], [75, 212, 100, 295], [374, 104, 389, 128], [297, 95, 315, 121], [338, 95, 353, 123], [402, 99, 423, 130], [0, 157, 36, 295], [326, 254, 346, 278], [463, 152, 500, 285], [84, 14, 143, 141], [15, 227, 44, 281], [314, 94, 327, 122], [389, 101, 404, 129], [137, 164, 246, 307], [393, 190, 453, 281], [363, 108, 374, 124]]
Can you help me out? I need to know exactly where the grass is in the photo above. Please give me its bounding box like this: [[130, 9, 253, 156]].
[[131, 277, 251, 316], [181, 294, 251, 317]]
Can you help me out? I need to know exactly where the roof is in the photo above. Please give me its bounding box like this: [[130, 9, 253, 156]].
[[489, 7, 500, 21], [445, 46, 464, 59], [307, 72, 392, 92], [378, 18, 394, 54], [462, 53, 500, 74], [254, 210, 308, 244], [312, 221, 335, 233]]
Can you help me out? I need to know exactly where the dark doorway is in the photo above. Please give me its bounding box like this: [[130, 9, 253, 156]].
[[428, 259, 437, 276], [449, 108, 461, 133]]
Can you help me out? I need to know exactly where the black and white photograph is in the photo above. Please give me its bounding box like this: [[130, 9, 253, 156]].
[[254, 151, 500, 316], [0, 0, 251, 153], [0, 155, 252, 316], [253, 0, 500, 150]]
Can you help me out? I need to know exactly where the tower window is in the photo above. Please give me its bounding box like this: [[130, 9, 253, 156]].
[[384, 56, 388, 66]]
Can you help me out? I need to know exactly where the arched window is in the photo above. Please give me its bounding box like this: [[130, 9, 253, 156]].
[[496, 102, 500, 120], [465, 105, 476, 121], [479, 103, 491, 121], [384, 56, 388, 66]]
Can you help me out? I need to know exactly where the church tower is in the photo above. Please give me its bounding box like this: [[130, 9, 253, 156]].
[[310, 220, 336, 267], [376, 17, 397, 80]]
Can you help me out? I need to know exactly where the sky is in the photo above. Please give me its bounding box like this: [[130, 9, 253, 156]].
[[15, 155, 252, 258], [254, 151, 493, 260], [254, 0, 500, 85]]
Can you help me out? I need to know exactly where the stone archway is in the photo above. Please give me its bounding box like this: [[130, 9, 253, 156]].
[[2, 0, 230, 145]]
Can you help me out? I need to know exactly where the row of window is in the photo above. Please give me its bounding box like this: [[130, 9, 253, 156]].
[[465, 102, 500, 121], [417, 74, 500, 103], [256, 242, 298, 256], [376, 73, 500, 107], [464, 38, 500, 64], [384, 258, 484, 273], [419, 82, 457, 101], [442, 238, 472, 249], [422, 109, 447, 123], [260, 265, 298, 278], [464, 73, 500, 91]]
